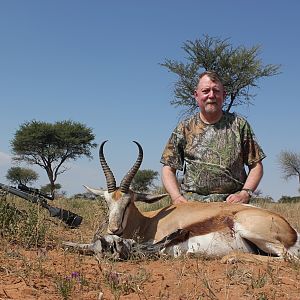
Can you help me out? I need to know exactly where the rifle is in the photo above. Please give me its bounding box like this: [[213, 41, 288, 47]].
[[18, 183, 55, 201], [0, 183, 82, 228]]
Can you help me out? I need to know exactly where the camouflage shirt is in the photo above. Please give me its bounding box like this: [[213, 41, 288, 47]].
[[160, 112, 266, 195]]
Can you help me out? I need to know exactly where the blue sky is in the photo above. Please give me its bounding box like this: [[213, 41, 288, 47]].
[[0, 1, 299, 200]]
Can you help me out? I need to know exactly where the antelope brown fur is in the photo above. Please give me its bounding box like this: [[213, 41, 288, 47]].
[[83, 141, 300, 259]]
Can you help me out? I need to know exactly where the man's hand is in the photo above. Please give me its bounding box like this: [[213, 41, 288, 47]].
[[226, 190, 250, 204], [172, 195, 188, 205], [162, 165, 189, 205]]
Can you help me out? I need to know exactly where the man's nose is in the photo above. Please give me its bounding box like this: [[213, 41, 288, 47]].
[[208, 90, 215, 98]]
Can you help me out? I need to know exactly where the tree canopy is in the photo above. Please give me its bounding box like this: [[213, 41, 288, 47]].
[[131, 169, 159, 192], [161, 35, 281, 117], [40, 183, 62, 196], [278, 150, 300, 184], [6, 166, 39, 186], [11, 120, 97, 196]]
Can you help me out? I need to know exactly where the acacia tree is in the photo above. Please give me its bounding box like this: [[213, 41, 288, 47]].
[[11, 120, 97, 197], [6, 166, 39, 186], [161, 34, 281, 117], [278, 151, 300, 184], [131, 169, 159, 192], [40, 183, 62, 196]]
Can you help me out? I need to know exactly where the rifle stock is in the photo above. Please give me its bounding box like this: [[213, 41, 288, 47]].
[[0, 183, 82, 228]]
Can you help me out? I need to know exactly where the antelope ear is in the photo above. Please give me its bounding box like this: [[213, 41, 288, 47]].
[[134, 192, 168, 203], [83, 185, 106, 196]]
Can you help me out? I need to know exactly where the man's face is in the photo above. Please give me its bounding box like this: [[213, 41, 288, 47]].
[[194, 75, 225, 115]]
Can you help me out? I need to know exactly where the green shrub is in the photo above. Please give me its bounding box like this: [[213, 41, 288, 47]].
[[0, 196, 48, 248], [0, 198, 22, 239]]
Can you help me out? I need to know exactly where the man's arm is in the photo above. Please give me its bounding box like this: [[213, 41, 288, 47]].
[[226, 161, 264, 204], [161, 165, 188, 204]]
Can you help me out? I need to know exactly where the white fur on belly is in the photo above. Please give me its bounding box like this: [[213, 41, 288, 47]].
[[164, 231, 253, 257]]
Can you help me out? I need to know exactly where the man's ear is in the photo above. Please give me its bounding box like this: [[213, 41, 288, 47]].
[[194, 90, 198, 98]]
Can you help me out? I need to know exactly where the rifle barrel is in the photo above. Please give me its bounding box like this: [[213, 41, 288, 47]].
[[0, 183, 40, 203], [0, 183, 82, 228]]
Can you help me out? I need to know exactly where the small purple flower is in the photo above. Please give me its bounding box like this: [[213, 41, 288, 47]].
[[71, 271, 80, 279], [109, 271, 120, 285]]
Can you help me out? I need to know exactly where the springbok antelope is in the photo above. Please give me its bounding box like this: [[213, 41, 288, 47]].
[[68, 141, 300, 260]]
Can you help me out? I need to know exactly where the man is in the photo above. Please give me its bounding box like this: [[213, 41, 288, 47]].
[[160, 71, 265, 204]]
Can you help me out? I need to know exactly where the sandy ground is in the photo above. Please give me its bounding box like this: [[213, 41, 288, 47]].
[[1, 242, 300, 300]]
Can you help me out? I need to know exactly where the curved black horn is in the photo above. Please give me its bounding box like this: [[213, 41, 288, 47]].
[[119, 141, 143, 193], [99, 140, 117, 193]]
